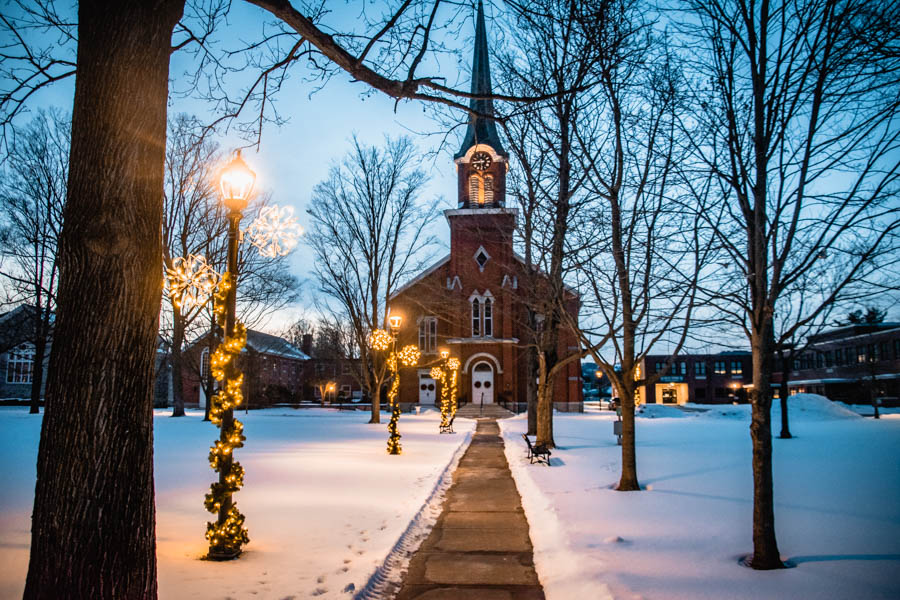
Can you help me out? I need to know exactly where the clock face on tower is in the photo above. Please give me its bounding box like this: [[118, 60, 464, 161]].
[[471, 151, 492, 171]]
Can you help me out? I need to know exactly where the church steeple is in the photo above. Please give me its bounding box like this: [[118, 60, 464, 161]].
[[454, 0, 507, 159]]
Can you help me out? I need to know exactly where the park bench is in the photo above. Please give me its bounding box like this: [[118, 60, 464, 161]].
[[522, 433, 551, 466], [440, 415, 455, 434]]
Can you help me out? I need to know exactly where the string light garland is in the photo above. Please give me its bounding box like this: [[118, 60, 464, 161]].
[[204, 273, 249, 558], [244, 205, 304, 258], [165, 254, 219, 311], [447, 358, 460, 419], [370, 326, 420, 455]]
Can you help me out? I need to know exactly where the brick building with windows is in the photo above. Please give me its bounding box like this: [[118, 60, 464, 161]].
[[635, 351, 753, 405], [388, 3, 582, 412], [776, 322, 900, 405]]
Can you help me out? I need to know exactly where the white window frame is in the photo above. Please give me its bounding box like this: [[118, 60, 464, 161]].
[[471, 299, 481, 337], [200, 347, 210, 380], [6, 343, 35, 384], [469, 291, 496, 338], [418, 316, 438, 354]]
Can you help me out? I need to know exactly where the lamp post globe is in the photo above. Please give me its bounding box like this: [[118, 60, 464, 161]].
[[219, 150, 256, 213]]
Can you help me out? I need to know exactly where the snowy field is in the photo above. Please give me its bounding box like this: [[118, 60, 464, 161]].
[[501, 394, 900, 600], [0, 407, 473, 599]]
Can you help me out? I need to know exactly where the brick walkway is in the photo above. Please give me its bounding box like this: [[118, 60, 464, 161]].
[[395, 419, 545, 600]]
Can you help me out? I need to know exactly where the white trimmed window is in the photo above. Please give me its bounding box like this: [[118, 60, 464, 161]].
[[469, 291, 496, 338], [6, 343, 34, 384], [418, 316, 437, 354], [471, 299, 481, 336], [469, 175, 481, 204], [484, 176, 494, 204], [200, 347, 210, 380]]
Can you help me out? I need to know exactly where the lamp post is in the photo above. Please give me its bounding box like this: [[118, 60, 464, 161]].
[[205, 150, 255, 560], [369, 316, 419, 454], [434, 349, 453, 432]]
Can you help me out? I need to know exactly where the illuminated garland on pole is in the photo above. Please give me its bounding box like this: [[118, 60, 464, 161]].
[[431, 365, 450, 432], [447, 357, 460, 419], [205, 272, 249, 558]]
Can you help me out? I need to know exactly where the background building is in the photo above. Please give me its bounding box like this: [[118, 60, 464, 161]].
[[636, 351, 753, 405]]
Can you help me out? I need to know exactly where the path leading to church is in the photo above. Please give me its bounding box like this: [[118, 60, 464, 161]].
[[394, 419, 545, 600]]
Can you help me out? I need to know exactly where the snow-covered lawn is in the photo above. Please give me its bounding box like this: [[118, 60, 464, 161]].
[[0, 407, 473, 599], [501, 395, 900, 600]]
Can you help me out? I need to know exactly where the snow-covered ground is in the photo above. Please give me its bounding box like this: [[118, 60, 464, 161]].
[[501, 394, 900, 600], [0, 407, 473, 599]]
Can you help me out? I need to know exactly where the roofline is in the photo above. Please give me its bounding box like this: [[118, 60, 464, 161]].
[[512, 253, 580, 298], [388, 254, 451, 300]]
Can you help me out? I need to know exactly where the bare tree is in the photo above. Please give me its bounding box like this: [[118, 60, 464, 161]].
[[0, 109, 67, 415], [679, 0, 900, 569], [306, 135, 437, 423], [0, 1, 560, 596], [494, 0, 613, 446]]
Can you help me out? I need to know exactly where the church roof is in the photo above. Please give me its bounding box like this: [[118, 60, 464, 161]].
[[454, 0, 508, 159]]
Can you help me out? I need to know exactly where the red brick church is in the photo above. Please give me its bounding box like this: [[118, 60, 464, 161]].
[[389, 2, 582, 411]]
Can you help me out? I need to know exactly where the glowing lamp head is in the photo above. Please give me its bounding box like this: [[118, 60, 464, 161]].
[[440, 349, 450, 360], [327, 382, 336, 392], [388, 315, 402, 332], [219, 150, 256, 213]]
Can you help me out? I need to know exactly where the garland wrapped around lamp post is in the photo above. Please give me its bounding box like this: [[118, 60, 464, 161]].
[[204, 150, 256, 560], [370, 317, 419, 455], [434, 349, 452, 433], [447, 357, 460, 419]]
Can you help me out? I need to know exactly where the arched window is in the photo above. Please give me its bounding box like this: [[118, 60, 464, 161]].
[[200, 347, 210, 380], [483, 176, 494, 204], [471, 298, 481, 336], [483, 298, 493, 336], [469, 175, 481, 205]]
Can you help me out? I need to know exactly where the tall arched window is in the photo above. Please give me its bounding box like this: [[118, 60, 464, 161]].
[[469, 175, 481, 205], [471, 298, 481, 336], [483, 298, 493, 336], [483, 176, 494, 204], [200, 347, 210, 380]]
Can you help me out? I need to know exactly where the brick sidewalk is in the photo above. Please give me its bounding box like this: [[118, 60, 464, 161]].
[[394, 419, 545, 600]]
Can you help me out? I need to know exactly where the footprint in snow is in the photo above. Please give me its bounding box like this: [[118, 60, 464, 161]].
[[310, 588, 327, 597], [316, 575, 326, 584]]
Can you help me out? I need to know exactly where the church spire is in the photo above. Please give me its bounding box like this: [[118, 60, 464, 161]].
[[455, 0, 507, 159]]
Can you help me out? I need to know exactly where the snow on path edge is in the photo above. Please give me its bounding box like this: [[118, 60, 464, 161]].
[[354, 429, 473, 600], [499, 420, 614, 600]]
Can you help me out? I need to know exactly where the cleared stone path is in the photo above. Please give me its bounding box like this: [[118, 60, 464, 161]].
[[395, 419, 545, 600]]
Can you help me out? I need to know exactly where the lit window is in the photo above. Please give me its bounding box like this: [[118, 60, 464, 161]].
[[731, 361, 742, 376], [484, 176, 494, 204], [469, 175, 481, 204], [714, 361, 726, 374], [418, 317, 438, 354], [6, 343, 34, 384]]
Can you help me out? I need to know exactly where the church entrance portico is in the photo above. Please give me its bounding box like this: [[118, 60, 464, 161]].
[[471, 362, 494, 405]]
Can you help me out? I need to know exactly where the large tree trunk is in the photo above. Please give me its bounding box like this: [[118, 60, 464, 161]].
[[535, 352, 555, 448], [617, 381, 640, 491], [170, 306, 186, 416], [748, 326, 784, 569], [368, 365, 381, 424], [24, 2, 184, 598]]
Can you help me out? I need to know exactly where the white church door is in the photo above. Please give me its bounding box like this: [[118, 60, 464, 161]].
[[419, 371, 436, 405], [471, 362, 494, 405]]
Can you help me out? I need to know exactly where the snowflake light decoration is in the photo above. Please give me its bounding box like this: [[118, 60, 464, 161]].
[[398, 344, 421, 367], [244, 205, 304, 258], [369, 329, 392, 351], [446, 358, 461, 371], [430, 366, 444, 381], [166, 254, 219, 311]]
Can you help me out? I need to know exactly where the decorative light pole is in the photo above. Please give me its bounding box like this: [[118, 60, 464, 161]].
[[369, 316, 419, 454], [205, 150, 255, 560], [446, 356, 460, 420], [434, 349, 453, 433]]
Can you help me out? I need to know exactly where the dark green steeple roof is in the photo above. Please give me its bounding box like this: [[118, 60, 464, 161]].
[[454, 0, 508, 159]]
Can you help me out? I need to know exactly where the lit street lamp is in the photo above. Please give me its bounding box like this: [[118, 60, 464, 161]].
[[369, 315, 419, 454], [204, 150, 256, 560]]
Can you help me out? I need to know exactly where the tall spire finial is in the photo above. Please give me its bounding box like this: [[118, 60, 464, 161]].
[[455, 0, 507, 159]]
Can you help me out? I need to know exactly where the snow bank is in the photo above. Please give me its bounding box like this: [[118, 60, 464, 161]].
[[501, 412, 900, 600], [0, 407, 474, 599]]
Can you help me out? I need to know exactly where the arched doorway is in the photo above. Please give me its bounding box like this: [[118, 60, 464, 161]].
[[471, 362, 494, 405]]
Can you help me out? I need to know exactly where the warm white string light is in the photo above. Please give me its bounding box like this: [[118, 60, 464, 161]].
[[165, 254, 220, 311], [244, 205, 304, 258]]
